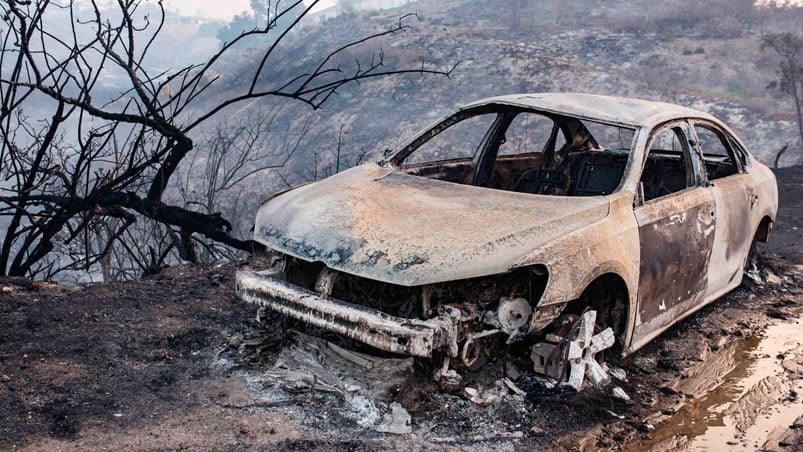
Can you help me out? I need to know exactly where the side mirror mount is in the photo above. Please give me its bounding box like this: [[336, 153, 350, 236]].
[[380, 148, 396, 166]]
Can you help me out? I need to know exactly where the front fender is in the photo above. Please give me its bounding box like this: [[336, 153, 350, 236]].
[[514, 194, 640, 345]]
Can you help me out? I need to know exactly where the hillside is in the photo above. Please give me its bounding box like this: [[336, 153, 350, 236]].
[[170, 0, 803, 230]]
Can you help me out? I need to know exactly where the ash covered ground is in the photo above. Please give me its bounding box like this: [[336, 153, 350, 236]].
[[2, 166, 803, 451]]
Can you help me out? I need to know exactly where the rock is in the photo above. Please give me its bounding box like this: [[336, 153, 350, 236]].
[[695, 344, 712, 362], [350, 396, 379, 427], [505, 362, 523, 380], [609, 367, 627, 382], [611, 386, 631, 402], [781, 359, 803, 376], [638, 423, 655, 432], [606, 409, 625, 419], [376, 402, 412, 434], [436, 368, 462, 393], [767, 308, 788, 320], [659, 385, 679, 396], [463, 386, 503, 406], [766, 272, 783, 285], [1, 374, 10, 383], [530, 425, 545, 435], [633, 356, 658, 373], [712, 336, 728, 350]]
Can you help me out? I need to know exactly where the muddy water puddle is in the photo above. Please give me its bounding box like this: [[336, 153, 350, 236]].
[[626, 315, 803, 451]]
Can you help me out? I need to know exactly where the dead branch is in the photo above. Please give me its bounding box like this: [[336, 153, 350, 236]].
[[0, 0, 452, 278]]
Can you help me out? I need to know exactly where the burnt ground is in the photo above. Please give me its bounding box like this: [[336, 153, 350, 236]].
[[1, 167, 803, 451]]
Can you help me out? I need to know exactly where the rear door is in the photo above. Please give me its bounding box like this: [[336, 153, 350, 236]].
[[690, 121, 755, 298], [632, 121, 716, 345]]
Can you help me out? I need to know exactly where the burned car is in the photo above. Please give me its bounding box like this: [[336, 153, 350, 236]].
[[236, 93, 777, 379]]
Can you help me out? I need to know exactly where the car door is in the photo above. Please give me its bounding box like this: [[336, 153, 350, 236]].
[[690, 121, 755, 299], [632, 121, 717, 344]]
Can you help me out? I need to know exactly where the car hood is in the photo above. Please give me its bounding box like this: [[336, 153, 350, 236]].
[[254, 163, 610, 286]]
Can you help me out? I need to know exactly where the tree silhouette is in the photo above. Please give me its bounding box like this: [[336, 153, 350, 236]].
[[0, 0, 453, 278], [762, 32, 803, 162]]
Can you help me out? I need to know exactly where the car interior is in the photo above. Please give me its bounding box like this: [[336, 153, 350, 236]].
[[396, 106, 632, 197], [395, 107, 744, 201]]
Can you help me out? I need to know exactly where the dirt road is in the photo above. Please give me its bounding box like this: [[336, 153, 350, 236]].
[[2, 167, 802, 451]]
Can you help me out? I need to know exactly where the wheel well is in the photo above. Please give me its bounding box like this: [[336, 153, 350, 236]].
[[755, 216, 773, 243], [564, 273, 629, 337]]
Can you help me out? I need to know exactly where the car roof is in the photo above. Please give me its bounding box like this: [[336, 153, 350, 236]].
[[463, 93, 719, 128]]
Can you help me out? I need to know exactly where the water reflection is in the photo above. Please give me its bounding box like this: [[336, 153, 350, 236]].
[[625, 315, 802, 451]]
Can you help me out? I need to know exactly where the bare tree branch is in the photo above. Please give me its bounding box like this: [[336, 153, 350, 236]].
[[0, 0, 452, 278]]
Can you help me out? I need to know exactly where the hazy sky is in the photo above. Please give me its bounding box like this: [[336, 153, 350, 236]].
[[163, 0, 338, 19]]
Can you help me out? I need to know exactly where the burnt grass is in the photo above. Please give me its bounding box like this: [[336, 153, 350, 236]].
[[1, 166, 802, 450], [0, 268, 262, 448]]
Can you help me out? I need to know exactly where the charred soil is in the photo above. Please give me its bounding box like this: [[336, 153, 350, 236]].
[[2, 166, 803, 451]]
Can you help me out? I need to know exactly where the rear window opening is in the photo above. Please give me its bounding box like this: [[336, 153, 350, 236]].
[[392, 105, 636, 197]]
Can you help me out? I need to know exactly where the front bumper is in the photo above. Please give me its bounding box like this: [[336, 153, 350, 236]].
[[235, 269, 454, 357]]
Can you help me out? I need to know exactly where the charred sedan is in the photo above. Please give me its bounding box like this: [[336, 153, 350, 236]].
[[236, 93, 777, 372]]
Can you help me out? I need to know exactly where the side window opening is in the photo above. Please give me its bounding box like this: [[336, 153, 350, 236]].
[[497, 113, 565, 156], [495, 115, 631, 196], [640, 127, 691, 202], [582, 120, 635, 151], [694, 124, 740, 180], [727, 137, 750, 169]]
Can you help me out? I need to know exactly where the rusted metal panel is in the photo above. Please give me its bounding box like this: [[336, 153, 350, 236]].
[[512, 193, 640, 347], [254, 163, 610, 287], [633, 189, 716, 343], [704, 164, 778, 302], [707, 174, 757, 294]]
